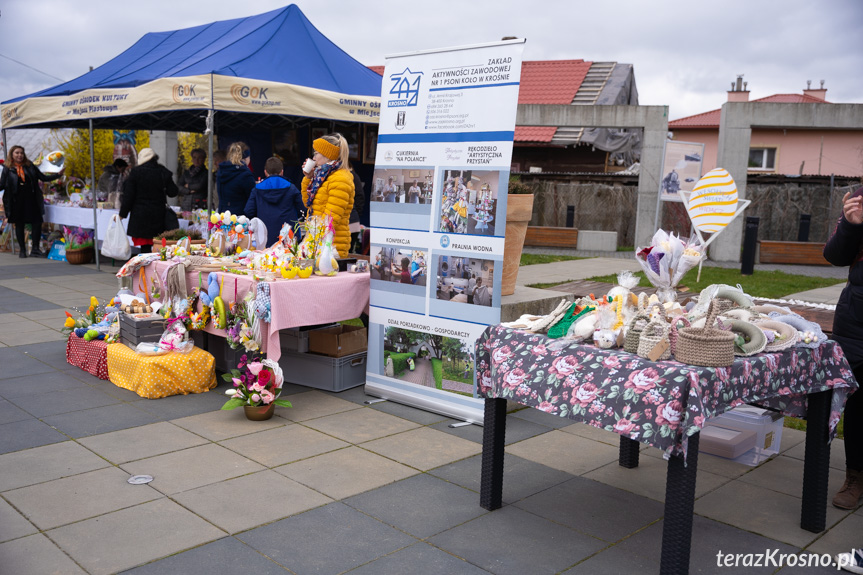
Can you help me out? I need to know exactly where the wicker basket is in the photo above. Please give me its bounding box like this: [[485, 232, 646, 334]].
[[668, 316, 691, 356], [65, 246, 94, 265], [637, 318, 671, 361], [673, 300, 736, 367], [753, 320, 799, 352], [624, 302, 667, 354]]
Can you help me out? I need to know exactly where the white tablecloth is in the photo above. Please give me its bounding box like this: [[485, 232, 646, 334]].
[[43, 206, 189, 244]]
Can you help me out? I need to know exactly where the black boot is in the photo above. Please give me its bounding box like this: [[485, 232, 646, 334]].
[[18, 250, 27, 258]]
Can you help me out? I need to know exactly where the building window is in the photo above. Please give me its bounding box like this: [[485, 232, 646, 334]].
[[748, 148, 776, 170]]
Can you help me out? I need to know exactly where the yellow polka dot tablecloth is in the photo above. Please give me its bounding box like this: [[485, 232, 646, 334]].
[[106, 344, 216, 399]]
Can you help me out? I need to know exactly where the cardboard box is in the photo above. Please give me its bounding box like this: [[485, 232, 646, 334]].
[[309, 325, 367, 358]]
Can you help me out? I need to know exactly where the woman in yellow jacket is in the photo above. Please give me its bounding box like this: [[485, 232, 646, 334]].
[[301, 133, 355, 257]]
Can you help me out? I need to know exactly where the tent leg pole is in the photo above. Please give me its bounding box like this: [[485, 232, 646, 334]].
[[207, 110, 214, 218], [89, 120, 100, 271], [1, 129, 7, 161]]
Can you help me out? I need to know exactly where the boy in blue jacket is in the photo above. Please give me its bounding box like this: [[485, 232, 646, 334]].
[[245, 157, 305, 248]]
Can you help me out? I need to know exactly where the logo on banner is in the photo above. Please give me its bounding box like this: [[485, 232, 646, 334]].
[[440, 235, 450, 248], [396, 111, 406, 130], [230, 84, 274, 105], [384, 150, 394, 162], [172, 84, 204, 104], [1, 106, 20, 124], [388, 68, 423, 108]]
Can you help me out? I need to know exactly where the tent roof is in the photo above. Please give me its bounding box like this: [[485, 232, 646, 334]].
[[3, 5, 382, 131]]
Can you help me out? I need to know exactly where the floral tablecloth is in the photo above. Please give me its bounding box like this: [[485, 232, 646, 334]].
[[476, 325, 858, 458]]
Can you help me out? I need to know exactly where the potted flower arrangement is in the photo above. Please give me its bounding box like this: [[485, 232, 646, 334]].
[[63, 226, 95, 265], [221, 355, 291, 420]]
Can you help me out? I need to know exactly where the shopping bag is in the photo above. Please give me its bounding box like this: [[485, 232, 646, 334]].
[[101, 214, 131, 260]]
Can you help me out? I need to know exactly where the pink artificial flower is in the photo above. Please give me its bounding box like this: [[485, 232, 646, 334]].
[[250, 382, 265, 393], [232, 377, 243, 387], [247, 362, 263, 376], [261, 390, 275, 404], [251, 393, 261, 403]]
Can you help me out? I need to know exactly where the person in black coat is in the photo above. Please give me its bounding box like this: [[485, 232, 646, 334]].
[[176, 148, 208, 211], [119, 148, 178, 253], [823, 187, 863, 510], [244, 157, 305, 247], [217, 142, 255, 215], [0, 145, 63, 257]]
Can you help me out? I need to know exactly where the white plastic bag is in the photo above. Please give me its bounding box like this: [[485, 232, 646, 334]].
[[101, 214, 131, 260]]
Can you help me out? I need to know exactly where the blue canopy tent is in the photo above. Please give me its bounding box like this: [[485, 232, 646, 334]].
[[1, 5, 381, 265]]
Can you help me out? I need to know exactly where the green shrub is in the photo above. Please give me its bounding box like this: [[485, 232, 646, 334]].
[[430, 358, 443, 389], [386, 352, 416, 377]]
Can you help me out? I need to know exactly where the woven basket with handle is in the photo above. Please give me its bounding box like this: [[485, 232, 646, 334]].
[[673, 300, 736, 367], [624, 301, 667, 354], [637, 317, 671, 361]]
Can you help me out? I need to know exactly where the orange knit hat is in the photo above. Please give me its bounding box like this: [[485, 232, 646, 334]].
[[313, 138, 340, 161]]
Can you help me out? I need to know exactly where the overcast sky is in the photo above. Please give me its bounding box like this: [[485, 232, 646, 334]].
[[1, 0, 862, 124]]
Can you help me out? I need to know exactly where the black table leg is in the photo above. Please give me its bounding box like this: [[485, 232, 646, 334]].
[[619, 436, 640, 468], [480, 398, 507, 511], [801, 389, 833, 533], [659, 432, 700, 575]]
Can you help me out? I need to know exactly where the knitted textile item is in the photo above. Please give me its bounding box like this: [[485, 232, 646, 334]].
[[769, 314, 827, 348], [305, 160, 341, 214], [313, 138, 340, 161], [254, 282, 271, 324], [754, 319, 799, 352], [547, 303, 595, 339], [728, 319, 767, 356], [673, 300, 736, 367]]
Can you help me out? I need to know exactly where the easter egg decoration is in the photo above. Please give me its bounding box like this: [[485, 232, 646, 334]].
[[687, 168, 739, 234]]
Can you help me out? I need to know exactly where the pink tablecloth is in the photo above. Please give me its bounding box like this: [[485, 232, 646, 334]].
[[136, 261, 369, 361]]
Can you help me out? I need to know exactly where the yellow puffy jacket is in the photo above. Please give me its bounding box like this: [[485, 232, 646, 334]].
[[302, 168, 355, 257]]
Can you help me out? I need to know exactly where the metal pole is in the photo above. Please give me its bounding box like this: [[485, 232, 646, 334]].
[[827, 174, 835, 241], [89, 120, 100, 270], [1, 128, 7, 161], [206, 109, 214, 217]]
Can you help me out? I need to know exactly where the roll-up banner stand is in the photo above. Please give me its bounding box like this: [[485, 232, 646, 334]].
[[365, 39, 525, 425]]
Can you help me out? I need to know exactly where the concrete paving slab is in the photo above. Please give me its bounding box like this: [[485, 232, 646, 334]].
[[0, 441, 110, 492], [370, 399, 451, 425], [695, 480, 851, 547], [171, 408, 289, 441], [584, 454, 732, 501], [505, 430, 620, 476], [173, 470, 332, 534], [429, 414, 553, 445], [515, 476, 664, 542], [128, 387, 229, 420], [9, 385, 120, 418], [361, 426, 482, 471], [345, 474, 488, 539], [275, 390, 363, 422], [0, 313, 20, 324], [275, 446, 417, 500], [0, 418, 68, 455], [47, 499, 226, 575], [4, 466, 162, 530], [806, 512, 863, 556], [0, 329, 66, 346], [511, 406, 582, 429], [347, 541, 493, 575], [77, 421, 209, 464], [0, 534, 87, 575], [121, 536, 289, 575], [559, 422, 624, 445], [0, 354, 57, 380], [0, 370, 88, 399], [3, 319, 60, 334], [42, 403, 161, 438], [641, 445, 753, 479], [301, 407, 420, 443], [429, 453, 575, 505], [0, 400, 33, 426], [120, 443, 265, 496], [428, 505, 606, 575], [219, 424, 349, 467], [785, 437, 846, 471], [239, 502, 416, 575], [0, 497, 38, 543], [782, 284, 844, 305], [738, 455, 848, 499]]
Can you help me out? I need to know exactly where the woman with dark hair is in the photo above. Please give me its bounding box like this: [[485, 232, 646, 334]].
[[823, 187, 863, 511], [0, 145, 63, 257], [119, 147, 178, 253], [177, 148, 208, 211], [398, 257, 412, 284]]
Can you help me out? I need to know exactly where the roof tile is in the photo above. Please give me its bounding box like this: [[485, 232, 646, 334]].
[[670, 93, 832, 128], [518, 60, 593, 104], [514, 126, 557, 142]]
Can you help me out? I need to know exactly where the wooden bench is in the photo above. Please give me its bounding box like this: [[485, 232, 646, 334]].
[[758, 241, 829, 266], [524, 226, 578, 248]]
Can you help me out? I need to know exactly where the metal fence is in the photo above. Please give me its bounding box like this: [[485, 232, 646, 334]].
[[527, 179, 860, 247]]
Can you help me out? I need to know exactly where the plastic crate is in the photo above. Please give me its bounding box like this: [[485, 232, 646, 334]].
[[278, 349, 367, 392], [705, 405, 784, 466]]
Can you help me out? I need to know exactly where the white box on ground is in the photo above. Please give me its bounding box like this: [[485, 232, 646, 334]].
[[576, 230, 618, 252], [703, 405, 784, 466]]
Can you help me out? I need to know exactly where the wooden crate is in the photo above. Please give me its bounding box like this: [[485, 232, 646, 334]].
[[758, 241, 829, 266], [524, 226, 578, 248]]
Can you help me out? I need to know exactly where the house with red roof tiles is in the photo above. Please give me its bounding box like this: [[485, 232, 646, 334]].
[[670, 78, 863, 177], [371, 60, 641, 173]]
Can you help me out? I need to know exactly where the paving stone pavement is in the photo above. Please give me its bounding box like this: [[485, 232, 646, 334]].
[[0, 251, 858, 574]]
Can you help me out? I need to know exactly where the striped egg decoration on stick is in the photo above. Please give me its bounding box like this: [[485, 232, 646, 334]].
[[687, 168, 738, 233]]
